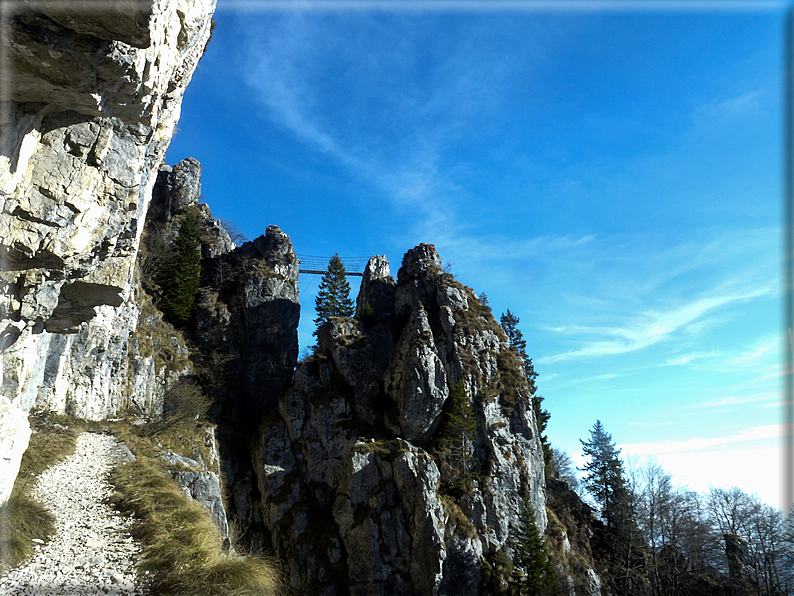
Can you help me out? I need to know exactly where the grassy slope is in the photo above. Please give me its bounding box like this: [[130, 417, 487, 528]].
[[109, 419, 284, 596]]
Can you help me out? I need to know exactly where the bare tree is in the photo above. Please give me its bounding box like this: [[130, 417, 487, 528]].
[[707, 486, 758, 536], [550, 446, 581, 492], [219, 218, 247, 245]]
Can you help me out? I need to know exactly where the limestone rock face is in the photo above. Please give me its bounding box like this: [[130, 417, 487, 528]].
[[355, 254, 396, 323], [384, 305, 448, 442], [195, 225, 300, 426], [545, 477, 604, 596], [0, 0, 217, 419], [159, 424, 229, 544], [0, 396, 31, 507], [725, 532, 754, 585], [251, 244, 547, 594], [169, 469, 229, 542]]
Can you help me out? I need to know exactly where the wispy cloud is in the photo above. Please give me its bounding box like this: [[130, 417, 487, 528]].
[[621, 423, 785, 456], [728, 335, 783, 366], [570, 373, 621, 384], [666, 351, 720, 365], [538, 285, 771, 364], [689, 391, 778, 409], [695, 89, 766, 121], [237, 11, 532, 230]]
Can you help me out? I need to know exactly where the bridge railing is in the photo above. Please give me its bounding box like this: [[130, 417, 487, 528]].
[[296, 255, 368, 277]]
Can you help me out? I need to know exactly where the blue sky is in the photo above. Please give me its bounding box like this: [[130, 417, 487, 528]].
[[165, 1, 788, 509]]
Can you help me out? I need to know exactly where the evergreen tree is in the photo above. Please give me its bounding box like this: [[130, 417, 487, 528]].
[[501, 310, 527, 360], [500, 310, 552, 472], [314, 254, 355, 337], [436, 380, 478, 495], [580, 420, 628, 528], [160, 215, 201, 325], [513, 497, 558, 595]]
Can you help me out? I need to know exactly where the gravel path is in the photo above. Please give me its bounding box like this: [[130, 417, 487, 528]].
[[0, 432, 147, 596]]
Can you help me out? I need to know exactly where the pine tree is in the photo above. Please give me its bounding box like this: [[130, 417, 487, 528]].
[[478, 292, 491, 311], [580, 420, 628, 528], [314, 254, 355, 337], [436, 380, 478, 495], [160, 215, 201, 325], [500, 310, 552, 472], [513, 497, 558, 595]]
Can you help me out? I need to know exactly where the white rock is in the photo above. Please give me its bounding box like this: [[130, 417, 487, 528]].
[[0, 396, 31, 507]]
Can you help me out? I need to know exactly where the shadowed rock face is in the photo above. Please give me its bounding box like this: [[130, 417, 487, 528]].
[[251, 245, 547, 595], [0, 0, 216, 418], [196, 225, 300, 427]]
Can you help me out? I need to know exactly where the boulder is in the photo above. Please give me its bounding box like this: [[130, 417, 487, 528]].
[[0, 397, 31, 507]]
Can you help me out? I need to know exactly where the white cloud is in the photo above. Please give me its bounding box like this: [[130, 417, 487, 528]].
[[569, 373, 620, 384], [695, 89, 766, 121], [729, 335, 783, 366], [538, 285, 771, 364], [630, 447, 785, 511], [689, 391, 779, 409], [666, 351, 720, 365], [620, 423, 784, 456], [621, 424, 788, 508]]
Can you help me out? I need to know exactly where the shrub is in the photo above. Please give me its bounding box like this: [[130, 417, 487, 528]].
[[142, 381, 211, 438]]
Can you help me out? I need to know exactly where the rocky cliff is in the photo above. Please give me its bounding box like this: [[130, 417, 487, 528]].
[[0, 7, 573, 594], [237, 245, 547, 594], [0, 0, 215, 503]]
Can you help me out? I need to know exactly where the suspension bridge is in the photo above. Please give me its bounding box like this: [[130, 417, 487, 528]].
[[297, 255, 369, 277]]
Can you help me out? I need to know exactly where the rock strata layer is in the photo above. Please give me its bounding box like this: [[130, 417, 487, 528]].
[[0, 0, 216, 421], [0, 432, 146, 595]]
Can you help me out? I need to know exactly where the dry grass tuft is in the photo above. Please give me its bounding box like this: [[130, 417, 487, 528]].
[[0, 494, 54, 569], [109, 434, 284, 595]]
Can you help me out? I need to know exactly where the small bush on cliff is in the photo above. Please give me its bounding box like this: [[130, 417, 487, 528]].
[[142, 381, 211, 438], [357, 303, 375, 327]]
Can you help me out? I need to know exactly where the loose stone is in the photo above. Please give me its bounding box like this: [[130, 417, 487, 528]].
[[0, 432, 147, 595]]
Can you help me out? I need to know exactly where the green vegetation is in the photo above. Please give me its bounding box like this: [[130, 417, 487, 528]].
[[434, 380, 479, 497], [160, 215, 202, 325], [513, 498, 559, 595], [499, 310, 551, 472], [357, 303, 375, 327], [579, 420, 628, 530], [314, 254, 355, 337], [139, 213, 203, 328]]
